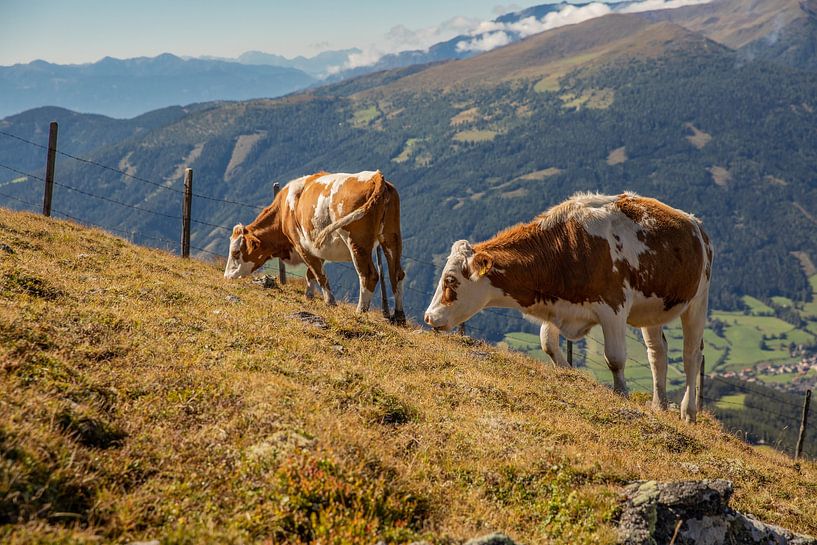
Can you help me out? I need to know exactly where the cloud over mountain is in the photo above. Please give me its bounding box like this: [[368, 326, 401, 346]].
[[454, 0, 713, 54]]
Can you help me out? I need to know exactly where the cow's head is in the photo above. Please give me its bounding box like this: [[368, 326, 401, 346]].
[[424, 240, 500, 330], [224, 224, 265, 279]]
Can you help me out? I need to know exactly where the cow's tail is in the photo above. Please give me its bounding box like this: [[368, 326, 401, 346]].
[[314, 171, 386, 247]]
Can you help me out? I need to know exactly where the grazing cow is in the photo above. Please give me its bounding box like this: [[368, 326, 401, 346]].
[[224, 170, 406, 323], [424, 192, 713, 422]]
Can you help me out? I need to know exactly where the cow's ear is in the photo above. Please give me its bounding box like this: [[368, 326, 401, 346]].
[[471, 252, 493, 279], [245, 232, 261, 254]]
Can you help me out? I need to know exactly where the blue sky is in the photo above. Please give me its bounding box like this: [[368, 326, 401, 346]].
[[0, 0, 553, 65]]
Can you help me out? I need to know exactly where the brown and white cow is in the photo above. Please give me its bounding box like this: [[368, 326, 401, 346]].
[[224, 170, 406, 323], [424, 192, 713, 422]]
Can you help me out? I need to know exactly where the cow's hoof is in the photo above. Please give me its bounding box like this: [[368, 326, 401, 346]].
[[389, 311, 407, 326], [305, 290, 316, 300]]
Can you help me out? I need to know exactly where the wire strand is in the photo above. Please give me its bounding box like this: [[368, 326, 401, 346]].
[[0, 129, 264, 211]]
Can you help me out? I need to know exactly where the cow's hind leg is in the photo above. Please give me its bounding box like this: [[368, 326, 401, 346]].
[[380, 233, 406, 325], [601, 318, 628, 395], [680, 293, 708, 423], [642, 326, 669, 410], [304, 268, 320, 300], [301, 254, 335, 306], [349, 243, 378, 313], [539, 322, 569, 367]]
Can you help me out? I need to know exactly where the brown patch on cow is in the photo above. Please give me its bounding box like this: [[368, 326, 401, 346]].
[[441, 276, 459, 305], [472, 193, 707, 317]]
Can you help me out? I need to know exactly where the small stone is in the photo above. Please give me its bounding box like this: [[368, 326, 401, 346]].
[[0, 243, 14, 254], [333, 344, 345, 354], [226, 295, 241, 304], [464, 533, 518, 545], [252, 275, 277, 289]]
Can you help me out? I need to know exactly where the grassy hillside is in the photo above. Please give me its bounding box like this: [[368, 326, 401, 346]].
[[2, 210, 817, 544]]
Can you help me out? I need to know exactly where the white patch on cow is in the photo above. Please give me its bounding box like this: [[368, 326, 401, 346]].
[[522, 298, 600, 340], [424, 240, 516, 330], [541, 192, 650, 269], [538, 321, 570, 367], [224, 235, 255, 279], [297, 224, 352, 262], [314, 171, 377, 187], [584, 209, 649, 269], [286, 176, 308, 211], [359, 286, 374, 312]]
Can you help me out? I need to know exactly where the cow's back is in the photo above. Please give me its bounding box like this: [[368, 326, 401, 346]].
[[614, 195, 708, 313]]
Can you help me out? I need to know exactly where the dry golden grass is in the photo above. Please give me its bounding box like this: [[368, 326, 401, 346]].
[[1, 209, 816, 544]]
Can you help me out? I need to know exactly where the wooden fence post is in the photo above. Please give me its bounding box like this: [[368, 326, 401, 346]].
[[697, 355, 705, 412], [795, 389, 812, 460], [181, 168, 192, 258], [273, 182, 286, 284], [42, 121, 58, 217], [567, 340, 573, 367], [377, 246, 390, 319]]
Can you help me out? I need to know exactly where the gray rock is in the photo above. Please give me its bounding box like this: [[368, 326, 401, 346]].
[[465, 532, 519, 545], [225, 295, 241, 304], [1, 243, 14, 254], [252, 274, 277, 289], [618, 480, 817, 545], [291, 310, 329, 329]]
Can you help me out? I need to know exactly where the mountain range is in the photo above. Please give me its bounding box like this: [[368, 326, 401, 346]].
[[2, 0, 817, 344]]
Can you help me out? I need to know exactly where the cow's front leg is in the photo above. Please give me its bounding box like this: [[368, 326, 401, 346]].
[[539, 322, 569, 367], [642, 326, 669, 410], [601, 317, 628, 395], [349, 243, 378, 313], [301, 254, 335, 306]]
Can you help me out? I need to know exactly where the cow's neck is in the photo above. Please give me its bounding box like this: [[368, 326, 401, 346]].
[[247, 203, 293, 261], [475, 220, 559, 309]]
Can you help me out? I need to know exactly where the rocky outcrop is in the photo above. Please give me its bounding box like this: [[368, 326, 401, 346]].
[[618, 480, 817, 545]]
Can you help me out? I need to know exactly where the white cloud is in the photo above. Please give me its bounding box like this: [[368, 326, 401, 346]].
[[468, 3, 613, 37], [340, 16, 480, 70], [619, 0, 714, 14], [335, 0, 714, 72], [456, 31, 512, 53]]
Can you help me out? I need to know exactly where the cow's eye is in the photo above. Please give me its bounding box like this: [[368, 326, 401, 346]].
[[231, 250, 241, 259], [444, 276, 456, 286]]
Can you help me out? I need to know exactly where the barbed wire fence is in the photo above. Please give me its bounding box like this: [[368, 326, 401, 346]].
[[0, 122, 812, 459]]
